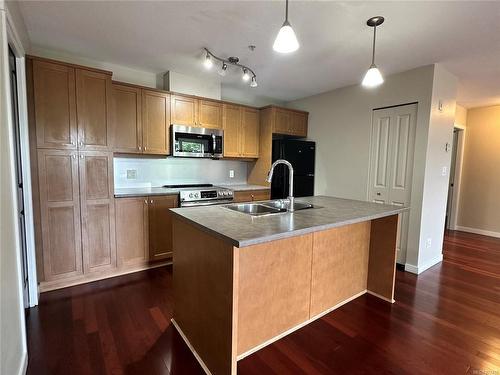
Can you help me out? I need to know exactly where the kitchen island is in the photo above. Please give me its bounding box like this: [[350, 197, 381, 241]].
[[170, 196, 407, 375]]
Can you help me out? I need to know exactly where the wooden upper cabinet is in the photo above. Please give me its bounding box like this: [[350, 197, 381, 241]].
[[116, 197, 149, 268], [223, 104, 242, 157], [241, 108, 260, 158], [274, 109, 291, 134], [75, 69, 112, 150], [290, 111, 308, 137], [142, 90, 170, 155], [198, 100, 222, 129], [37, 149, 82, 281], [148, 195, 178, 261], [110, 83, 142, 153], [171, 94, 197, 126], [78, 151, 116, 274], [33, 60, 77, 149]]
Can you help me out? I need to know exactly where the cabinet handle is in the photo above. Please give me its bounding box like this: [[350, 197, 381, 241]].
[[144, 147, 147, 151], [150, 199, 153, 204], [376, 192, 381, 196], [144, 199, 148, 204], [138, 146, 142, 151], [79, 141, 84, 147], [71, 141, 75, 145], [72, 154, 76, 159]]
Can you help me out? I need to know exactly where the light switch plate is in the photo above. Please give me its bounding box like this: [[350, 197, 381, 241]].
[[441, 166, 447, 176], [126, 169, 137, 179]]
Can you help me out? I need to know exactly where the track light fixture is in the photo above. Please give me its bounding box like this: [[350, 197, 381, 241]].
[[362, 16, 384, 88], [202, 48, 258, 88]]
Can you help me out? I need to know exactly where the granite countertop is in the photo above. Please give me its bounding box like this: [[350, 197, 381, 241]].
[[170, 195, 408, 248], [114, 184, 270, 198], [217, 184, 270, 191], [114, 187, 181, 198]]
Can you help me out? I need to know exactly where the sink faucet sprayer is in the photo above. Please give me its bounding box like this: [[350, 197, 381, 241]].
[[266, 159, 295, 212]]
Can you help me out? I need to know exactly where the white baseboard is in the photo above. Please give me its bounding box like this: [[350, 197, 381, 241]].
[[405, 253, 443, 275], [455, 226, 500, 239]]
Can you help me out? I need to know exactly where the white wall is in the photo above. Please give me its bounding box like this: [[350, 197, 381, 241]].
[[164, 70, 221, 100], [411, 65, 458, 272], [289, 64, 458, 273], [0, 2, 28, 374], [114, 157, 248, 188]]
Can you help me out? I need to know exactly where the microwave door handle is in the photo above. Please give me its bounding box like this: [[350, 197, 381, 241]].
[[212, 134, 216, 155]]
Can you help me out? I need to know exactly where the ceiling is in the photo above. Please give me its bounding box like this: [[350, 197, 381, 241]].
[[17, 1, 500, 108]]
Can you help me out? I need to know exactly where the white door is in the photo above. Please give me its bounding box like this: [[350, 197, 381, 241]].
[[369, 103, 417, 264]]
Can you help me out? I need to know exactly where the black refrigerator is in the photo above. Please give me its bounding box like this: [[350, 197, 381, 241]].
[[271, 139, 315, 199]]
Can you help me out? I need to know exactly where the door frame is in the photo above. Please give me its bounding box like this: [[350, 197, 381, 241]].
[[447, 124, 466, 230], [6, 7, 38, 307], [366, 102, 418, 265]]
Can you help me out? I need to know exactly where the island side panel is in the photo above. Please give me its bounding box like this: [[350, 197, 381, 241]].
[[172, 217, 238, 375], [367, 214, 400, 302], [236, 234, 313, 356], [310, 221, 371, 317]]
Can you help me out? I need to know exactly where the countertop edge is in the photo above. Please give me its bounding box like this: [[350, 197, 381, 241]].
[[170, 207, 407, 248]]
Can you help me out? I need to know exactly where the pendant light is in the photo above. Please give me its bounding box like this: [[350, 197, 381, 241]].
[[273, 0, 299, 53], [362, 16, 384, 88]]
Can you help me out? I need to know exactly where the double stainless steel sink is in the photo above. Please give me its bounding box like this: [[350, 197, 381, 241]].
[[224, 199, 316, 216]]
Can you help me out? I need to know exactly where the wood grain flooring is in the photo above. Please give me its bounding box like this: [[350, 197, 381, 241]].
[[26, 230, 500, 374]]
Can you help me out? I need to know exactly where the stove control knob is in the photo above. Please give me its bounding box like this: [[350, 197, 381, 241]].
[[189, 193, 194, 198], [195, 193, 200, 198]]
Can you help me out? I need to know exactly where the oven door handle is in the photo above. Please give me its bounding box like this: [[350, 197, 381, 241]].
[[181, 199, 233, 207]]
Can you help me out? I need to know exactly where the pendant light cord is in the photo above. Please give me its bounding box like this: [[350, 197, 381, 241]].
[[371, 26, 377, 65], [285, 0, 289, 22]]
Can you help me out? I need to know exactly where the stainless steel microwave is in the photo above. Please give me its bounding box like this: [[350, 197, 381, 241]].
[[171, 125, 223, 158]]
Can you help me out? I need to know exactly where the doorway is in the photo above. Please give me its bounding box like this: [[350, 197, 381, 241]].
[[446, 126, 465, 230], [8, 45, 30, 308], [368, 103, 418, 265]]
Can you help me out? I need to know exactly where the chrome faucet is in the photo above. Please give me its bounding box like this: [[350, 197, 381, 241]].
[[266, 159, 295, 212]]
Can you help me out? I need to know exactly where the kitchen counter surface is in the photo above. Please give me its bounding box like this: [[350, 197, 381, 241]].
[[170, 195, 407, 247], [114, 187, 181, 198], [217, 184, 270, 191]]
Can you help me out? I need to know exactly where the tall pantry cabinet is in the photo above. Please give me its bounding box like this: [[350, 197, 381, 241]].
[[29, 57, 116, 288]]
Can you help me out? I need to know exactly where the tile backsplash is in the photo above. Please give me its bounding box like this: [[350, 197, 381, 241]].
[[114, 157, 248, 188]]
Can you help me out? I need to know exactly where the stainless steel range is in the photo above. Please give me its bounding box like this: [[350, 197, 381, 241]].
[[163, 184, 233, 207]]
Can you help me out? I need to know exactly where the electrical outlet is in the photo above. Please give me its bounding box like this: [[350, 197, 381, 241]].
[[441, 166, 447, 176], [426, 238, 432, 249], [229, 170, 235, 178], [126, 169, 137, 179], [438, 100, 443, 112]]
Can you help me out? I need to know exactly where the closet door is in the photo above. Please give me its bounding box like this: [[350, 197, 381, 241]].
[[33, 60, 77, 149], [38, 150, 82, 281], [79, 151, 116, 274]]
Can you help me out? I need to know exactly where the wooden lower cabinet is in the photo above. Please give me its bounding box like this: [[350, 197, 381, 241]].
[[115, 197, 149, 267], [79, 152, 116, 273], [148, 195, 178, 261], [115, 194, 178, 267], [233, 189, 270, 203], [38, 149, 83, 281]]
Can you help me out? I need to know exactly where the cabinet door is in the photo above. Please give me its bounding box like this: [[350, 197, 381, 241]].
[[223, 104, 242, 157], [79, 152, 116, 274], [198, 99, 222, 129], [33, 60, 77, 149], [233, 190, 270, 203], [110, 84, 142, 153], [142, 90, 170, 155], [76, 69, 112, 150], [38, 150, 82, 281], [290, 112, 308, 137], [148, 195, 178, 261], [116, 197, 149, 267], [241, 108, 260, 158], [274, 108, 290, 134], [171, 94, 197, 126]]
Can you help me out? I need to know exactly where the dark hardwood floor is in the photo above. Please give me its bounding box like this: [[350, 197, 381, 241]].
[[26, 230, 500, 374]]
